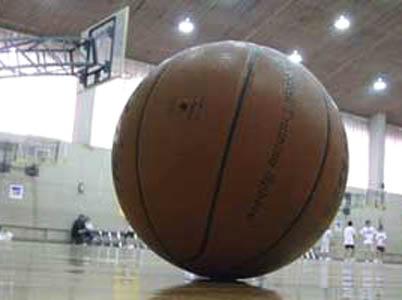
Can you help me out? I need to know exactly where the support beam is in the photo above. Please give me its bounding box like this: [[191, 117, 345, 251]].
[[72, 87, 96, 145], [0, 36, 113, 87]]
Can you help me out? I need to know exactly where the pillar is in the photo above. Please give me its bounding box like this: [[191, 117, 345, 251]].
[[368, 113, 386, 190], [72, 87, 96, 144]]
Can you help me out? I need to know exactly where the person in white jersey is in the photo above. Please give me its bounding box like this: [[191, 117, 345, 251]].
[[343, 221, 356, 261], [360, 220, 377, 262], [320, 228, 333, 261], [375, 224, 387, 263]]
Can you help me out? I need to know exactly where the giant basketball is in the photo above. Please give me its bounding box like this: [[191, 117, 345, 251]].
[[112, 41, 348, 279]]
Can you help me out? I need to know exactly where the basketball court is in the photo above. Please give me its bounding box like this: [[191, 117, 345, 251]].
[[2, 241, 402, 299], [1, 1, 402, 299]]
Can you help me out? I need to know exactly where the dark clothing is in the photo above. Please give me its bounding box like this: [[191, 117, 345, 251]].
[[377, 246, 385, 253], [71, 218, 92, 244]]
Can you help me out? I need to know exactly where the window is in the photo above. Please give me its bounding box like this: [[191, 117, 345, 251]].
[[384, 125, 402, 194], [0, 76, 77, 142], [90, 77, 144, 149], [342, 113, 369, 189]]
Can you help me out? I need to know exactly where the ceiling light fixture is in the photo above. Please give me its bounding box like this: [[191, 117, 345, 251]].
[[178, 18, 194, 34], [288, 50, 303, 64], [373, 77, 387, 91], [334, 15, 351, 31]]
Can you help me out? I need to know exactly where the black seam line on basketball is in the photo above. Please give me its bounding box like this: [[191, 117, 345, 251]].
[[232, 78, 332, 272], [134, 66, 175, 261], [184, 48, 259, 263]]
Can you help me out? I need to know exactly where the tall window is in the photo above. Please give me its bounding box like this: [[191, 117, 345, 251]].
[[90, 76, 144, 149], [385, 125, 402, 194], [341, 113, 369, 189], [0, 76, 77, 142]]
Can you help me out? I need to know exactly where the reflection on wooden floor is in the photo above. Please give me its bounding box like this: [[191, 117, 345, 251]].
[[0, 241, 401, 299]]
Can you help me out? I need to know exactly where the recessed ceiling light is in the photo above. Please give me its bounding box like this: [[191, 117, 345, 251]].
[[334, 15, 351, 31], [288, 50, 303, 64], [373, 77, 387, 91], [178, 18, 194, 34]]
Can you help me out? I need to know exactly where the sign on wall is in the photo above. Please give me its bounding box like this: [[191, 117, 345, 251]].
[[8, 184, 24, 200]]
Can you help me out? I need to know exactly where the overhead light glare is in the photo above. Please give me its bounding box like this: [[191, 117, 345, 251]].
[[288, 50, 303, 64], [334, 15, 351, 31], [178, 18, 194, 34], [373, 77, 387, 91]]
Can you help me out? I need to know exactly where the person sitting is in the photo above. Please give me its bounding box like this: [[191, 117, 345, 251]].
[[71, 214, 94, 245], [83, 216, 96, 244]]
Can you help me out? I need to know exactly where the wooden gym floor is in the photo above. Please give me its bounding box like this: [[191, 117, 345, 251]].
[[1, 241, 401, 299]]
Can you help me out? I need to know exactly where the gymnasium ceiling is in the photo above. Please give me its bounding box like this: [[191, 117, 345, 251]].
[[1, 0, 402, 125]]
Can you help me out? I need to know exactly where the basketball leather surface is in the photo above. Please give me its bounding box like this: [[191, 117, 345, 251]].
[[112, 41, 348, 279]]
